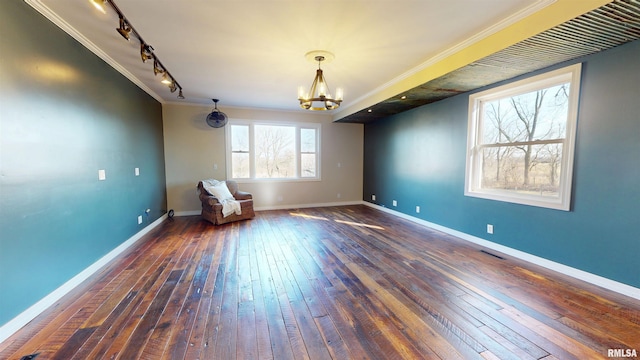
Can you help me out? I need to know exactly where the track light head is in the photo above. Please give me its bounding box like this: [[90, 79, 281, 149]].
[[117, 16, 132, 40], [90, 0, 107, 14], [177, 89, 185, 99], [140, 43, 154, 63], [161, 73, 173, 85], [153, 59, 164, 75]]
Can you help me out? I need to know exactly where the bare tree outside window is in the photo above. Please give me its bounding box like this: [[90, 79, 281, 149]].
[[231, 125, 250, 178], [301, 128, 317, 177], [466, 64, 581, 210], [227, 121, 321, 181], [255, 125, 295, 178], [480, 84, 569, 196]]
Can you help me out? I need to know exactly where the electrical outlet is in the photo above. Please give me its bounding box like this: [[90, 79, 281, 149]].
[[416, 206, 420, 213], [487, 224, 494, 234], [138, 215, 143, 224], [134, 167, 140, 176], [98, 169, 106, 181], [372, 194, 376, 201], [392, 200, 397, 207], [337, 193, 341, 199]]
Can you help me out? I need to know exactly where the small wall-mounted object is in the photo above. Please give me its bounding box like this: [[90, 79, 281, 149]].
[[135, 167, 140, 176], [98, 169, 106, 181]]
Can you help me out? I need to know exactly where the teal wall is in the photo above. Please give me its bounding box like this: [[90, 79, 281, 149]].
[[0, 2, 167, 325], [364, 40, 640, 288]]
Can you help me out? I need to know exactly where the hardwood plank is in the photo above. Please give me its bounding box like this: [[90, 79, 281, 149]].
[[183, 230, 226, 360], [119, 269, 184, 359], [253, 217, 296, 360]]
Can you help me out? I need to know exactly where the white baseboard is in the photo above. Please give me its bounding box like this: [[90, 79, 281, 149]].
[[174, 210, 201, 216], [174, 200, 364, 216], [254, 200, 363, 212], [0, 215, 168, 344], [364, 202, 640, 301]]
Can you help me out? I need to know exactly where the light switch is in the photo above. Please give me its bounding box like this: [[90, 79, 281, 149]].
[[134, 167, 140, 176], [98, 169, 106, 181]]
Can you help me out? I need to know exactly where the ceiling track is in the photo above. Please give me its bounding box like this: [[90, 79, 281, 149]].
[[338, 0, 640, 123]]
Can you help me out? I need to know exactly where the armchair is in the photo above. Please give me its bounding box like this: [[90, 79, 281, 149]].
[[197, 180, 255, 225]]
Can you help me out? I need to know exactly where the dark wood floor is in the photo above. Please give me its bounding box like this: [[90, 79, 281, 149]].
[[1, 205, 639, 359]]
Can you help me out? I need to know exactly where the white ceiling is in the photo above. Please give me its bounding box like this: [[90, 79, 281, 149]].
[[29, 0, 542, 116]]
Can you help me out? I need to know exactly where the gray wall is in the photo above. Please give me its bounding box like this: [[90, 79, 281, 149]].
[[0, 1, 167, 325], [364, 40, 640, 288]]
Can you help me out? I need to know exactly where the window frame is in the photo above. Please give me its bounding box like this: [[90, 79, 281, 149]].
[[464, 63, 582, 211], [225, 119, 321, 183]]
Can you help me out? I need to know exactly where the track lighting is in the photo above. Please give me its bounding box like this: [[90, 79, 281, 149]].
[[140, 43, 153, 63], [153, 59, 164, 76], [116, 16, 131, 40], [90, 0, 107, 13], [89, 0, 185, 100], [161, 73, 173, 85]]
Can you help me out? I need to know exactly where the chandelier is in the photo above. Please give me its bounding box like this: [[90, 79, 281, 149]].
[[298, 51, 343, 111]]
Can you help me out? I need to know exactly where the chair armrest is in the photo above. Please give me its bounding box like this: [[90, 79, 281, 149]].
[[234, 190, 252, 200]]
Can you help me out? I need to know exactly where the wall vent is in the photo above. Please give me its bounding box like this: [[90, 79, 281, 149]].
[[480, 250, 505, 260], [20, 354, 40, 360]]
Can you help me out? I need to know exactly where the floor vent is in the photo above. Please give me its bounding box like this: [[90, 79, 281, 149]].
[[480, 250, 505, 260], [20, 354, 40, 360]]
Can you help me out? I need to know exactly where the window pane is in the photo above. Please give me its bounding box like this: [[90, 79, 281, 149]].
[[301, 128, 316, 153], [481, 84, 570, 145], [232, 153, 250, 178], [466, 64, 580, 210], [301, 153, 316, 177], [481, 143, 563, 197], [231, 125, 249, 152], [254, 125, 295, 178]]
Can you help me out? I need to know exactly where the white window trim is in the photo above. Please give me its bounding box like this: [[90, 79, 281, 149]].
[[464, 63, 582, 211], [225, 119, 321, 183]]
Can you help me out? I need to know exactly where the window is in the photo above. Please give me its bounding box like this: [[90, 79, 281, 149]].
[[465, 64, 581, 210], [227, 120, 320, 181]]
